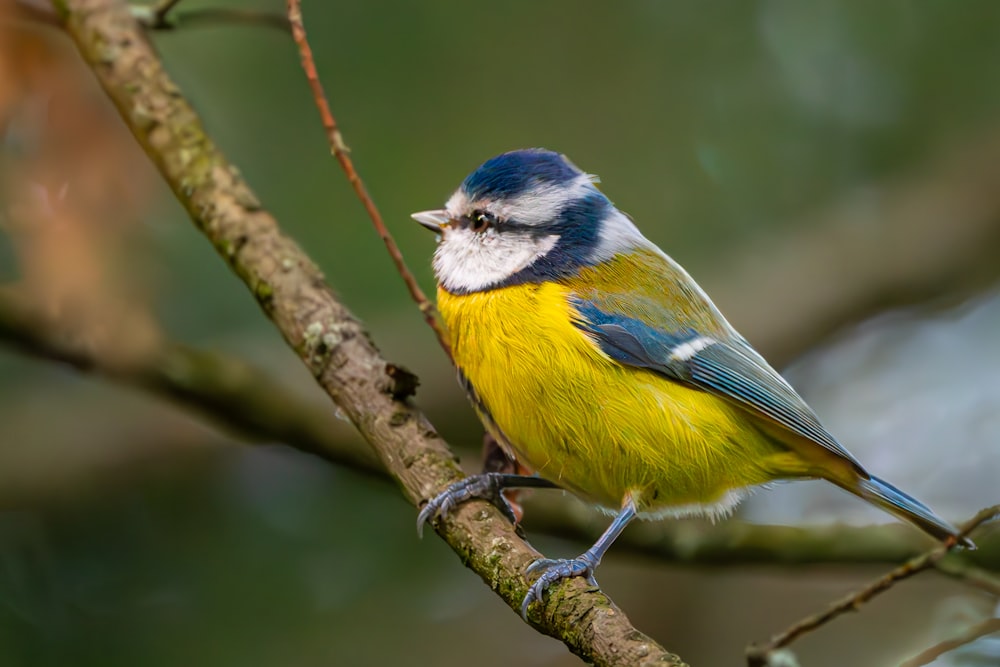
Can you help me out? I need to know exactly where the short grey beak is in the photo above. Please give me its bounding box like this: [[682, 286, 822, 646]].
[[411, 209, 451, 233]]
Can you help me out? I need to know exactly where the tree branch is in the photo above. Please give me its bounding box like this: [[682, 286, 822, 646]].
[[0, 287, 382, 476], [49, 0, 686, 664], [746, 505, 1000, 667], [150, 0, 179, 22], [14, 0, 290, 31], [137, 6, 290, 32]]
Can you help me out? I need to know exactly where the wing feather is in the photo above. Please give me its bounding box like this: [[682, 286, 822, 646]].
[[572, 296, 863, 469]]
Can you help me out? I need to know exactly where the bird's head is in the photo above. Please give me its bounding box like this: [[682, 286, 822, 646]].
[[412, 148, 644, 295]]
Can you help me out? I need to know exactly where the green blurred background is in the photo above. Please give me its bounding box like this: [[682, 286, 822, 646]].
[[1, 0, 999, 665]]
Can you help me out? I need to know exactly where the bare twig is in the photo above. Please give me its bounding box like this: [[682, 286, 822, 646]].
[[143, 7, 289, 32], [149, 0, 181, 27], [51, 1, 684, 664], [898, 617, 1000, 667], [285, 0, 449, 355], [746, 505, 1000, 667], [14, 0, 289, 32]]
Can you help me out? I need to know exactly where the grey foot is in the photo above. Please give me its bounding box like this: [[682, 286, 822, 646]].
[[521, 555, 600, 620], [416, 473, 519, 537]]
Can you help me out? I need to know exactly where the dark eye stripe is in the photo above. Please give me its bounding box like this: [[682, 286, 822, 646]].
[[463, 209, 539, 233]]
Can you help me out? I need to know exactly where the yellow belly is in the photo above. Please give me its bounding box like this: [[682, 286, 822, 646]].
[[438, 282, 786, 514]]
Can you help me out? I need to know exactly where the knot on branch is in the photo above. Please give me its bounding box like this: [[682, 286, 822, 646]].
[[381, 362, 419, 400]]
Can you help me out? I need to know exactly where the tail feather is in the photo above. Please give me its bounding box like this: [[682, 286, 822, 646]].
[[843, 476, 974, 548]]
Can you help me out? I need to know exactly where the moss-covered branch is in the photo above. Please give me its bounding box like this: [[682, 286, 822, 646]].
[[50, 1, 687, 664]]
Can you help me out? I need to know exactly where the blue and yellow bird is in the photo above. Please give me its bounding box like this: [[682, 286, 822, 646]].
[[412, 148, 969, 619]]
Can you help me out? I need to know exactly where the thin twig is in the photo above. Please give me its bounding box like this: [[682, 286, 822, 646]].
[[746, 505, 1000, 667], [285, 0, 449, 355], [150, 0, 182, 27], [144, 7, 289, 32], [16, 0, 289, 32], [898, 617, 1000, 667]]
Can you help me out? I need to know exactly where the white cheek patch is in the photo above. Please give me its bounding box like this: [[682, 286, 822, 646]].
[[433, 227, 559, 293]]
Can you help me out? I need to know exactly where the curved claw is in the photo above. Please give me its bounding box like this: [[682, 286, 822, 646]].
[[416, 473, 519, 538], [520, 556, 600, 620]]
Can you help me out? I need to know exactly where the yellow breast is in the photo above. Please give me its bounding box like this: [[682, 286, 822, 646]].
[[438, 282, 783, 514]]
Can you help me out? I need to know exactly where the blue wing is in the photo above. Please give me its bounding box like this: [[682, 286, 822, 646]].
[[571, 297, 864, 470]]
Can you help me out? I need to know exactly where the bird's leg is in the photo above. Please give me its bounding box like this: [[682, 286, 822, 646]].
[[416, 473, 560, 537], [480, 433, 534, 524], [520, 494, 638, 620]]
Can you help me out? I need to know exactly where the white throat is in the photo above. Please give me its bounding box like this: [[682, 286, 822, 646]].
[[433, 225, 559, 294]]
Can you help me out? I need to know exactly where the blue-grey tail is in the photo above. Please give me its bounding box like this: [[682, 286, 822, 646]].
[[842, 476, 974, 547]]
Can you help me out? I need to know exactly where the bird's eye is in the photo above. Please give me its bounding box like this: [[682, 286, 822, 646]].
[[468, 210, 497, 233]]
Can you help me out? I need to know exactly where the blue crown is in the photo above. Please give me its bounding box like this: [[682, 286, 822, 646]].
[[461, 149, 582, 201]]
